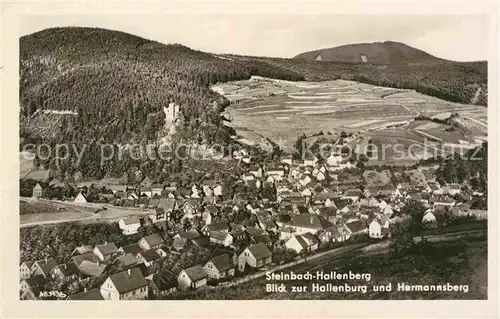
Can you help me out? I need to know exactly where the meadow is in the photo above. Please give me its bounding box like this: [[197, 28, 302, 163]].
[[215, 76, 487, 162]]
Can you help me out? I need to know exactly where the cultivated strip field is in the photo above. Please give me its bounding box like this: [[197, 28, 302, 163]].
[[215, 76, 487, 162]]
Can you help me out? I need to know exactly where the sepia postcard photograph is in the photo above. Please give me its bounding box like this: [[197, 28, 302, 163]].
[[1, 0, 499, 318]]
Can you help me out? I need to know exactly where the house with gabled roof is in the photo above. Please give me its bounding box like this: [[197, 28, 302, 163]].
[[71, 245, 93, 257], [30, 257, 57, 279], [138, 234, 165, 250], [317, 225, 351, 243], [284, 213, 332, 235], [202, 221, 230, 237], [100, 268, 148, 300], [313, 191, 339, 206], [368, 216, 390, 239], [279, 226, 296, 241], [71, 251, 99, 267], [49, 262, 80, 283], [209, 231, 234, 247], [203, 254, 236, 279], [182, 198, 202, 218], [237, 243, 273, 272], [147, 270, 177, 297], [32, 183, 43, 198], [285, 233, 320, 254], [177, 265, 208, 291], [93, 242, 118, 262], [333, 198, 351, 211], [20, 261, 34, 280], [299, 186, 313, 198], [201, 179, 216, 196], [112, 253, 140, 271], [136, 249, 161, 267], [78, 260, 107, 278], [430, 195, 456, 207], [158, 198, 177, 212], [147, 207, 167, 224], [345, 220, 368, 236], [20, 275, 45, 300], [446, 183, 461, 196], [298, 174, 313, 187], [67, 287, 104, 300], [174, 229, 201, 241], [318, 206, 338, 225], [213, 183, 223, 197], [422, 210, 438, 224], [117, 243, 143, 256], [426, 181, 443, 195], [342, 189, 363, 202], [74, 191, 88, 204], [119, 216, 141, 235]]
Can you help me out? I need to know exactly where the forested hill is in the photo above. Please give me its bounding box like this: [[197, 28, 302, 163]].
[[20, 27, 487, 181], [294, 41, 444, 64], [20, 27, 303, 143], [20, 27, 304, 180]]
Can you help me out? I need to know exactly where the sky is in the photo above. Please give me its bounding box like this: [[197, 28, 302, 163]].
[[20, 14, 490, 61]]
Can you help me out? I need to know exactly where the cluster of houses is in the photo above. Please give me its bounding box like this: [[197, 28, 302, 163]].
[[23, 150, 487, 300], [19, 231, 275, 300]]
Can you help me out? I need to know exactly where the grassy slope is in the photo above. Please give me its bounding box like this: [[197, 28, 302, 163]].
[[230, 55, 488, 106]]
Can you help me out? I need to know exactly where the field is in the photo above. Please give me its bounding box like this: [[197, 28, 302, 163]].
[[216, 76, 487, 162], [19, 200, 100, 226]]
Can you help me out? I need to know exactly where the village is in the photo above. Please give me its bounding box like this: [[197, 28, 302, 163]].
[[19, 141, 487, 300]]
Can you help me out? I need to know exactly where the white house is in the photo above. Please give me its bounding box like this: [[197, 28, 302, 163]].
[[281, 155, 293, 166], [213, 184, 223, 197], [327, 154, 343, 167], [100, 268, 148, 300], [300, 186, 313, 198], [303, 155, 318, 167], [138, 234, 165, 250], [118, 217, 141, 235], [203, 254, 236, 279], [74, 192, 88, 204], [93, 242, 118, 262], [278, 226, 296, 241], [285, 235, 306, 254], [177, 265, 208, 291], [422, 211, 437, 224], [447, 184, 461, 196], [238, 243, 273, 272], [20, 261, 34, 280], [284, 213, 332, 235], [316, 171, 326, 181], [298, 174, 313, 187], [369, 219, 382, 238], [32, 183, 43, 198], [284, 233, 319, 254], [209, 231, 234, 247]]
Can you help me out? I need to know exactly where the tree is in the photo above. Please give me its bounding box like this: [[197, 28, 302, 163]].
[[390, 199, 427, 254], [293, 133, 307, 159], [399, 199, 426, 237]]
